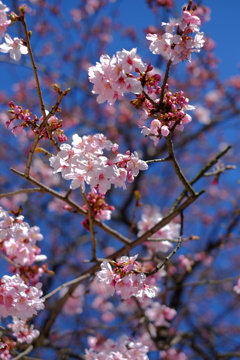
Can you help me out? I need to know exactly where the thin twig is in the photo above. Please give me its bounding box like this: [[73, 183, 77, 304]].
[[0, 188, 42, 198], [43, 273, 91, 300], [168, 275, 240, 290], [170, 145, 232, 212], [146, 157, 170, 164], [11, 345, 33, 360], [166, 135, 196, 196], [159, 59, 172, 108], [81, 192, 97, 260], [146, 237, 183, 276], [0, 253, 20, 267]]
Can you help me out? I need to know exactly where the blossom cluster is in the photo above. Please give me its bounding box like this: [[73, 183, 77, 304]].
[[49, 133, 148, 194], [137, 205, 180, 253], [88, 48, 146, 105], [0, 338, 16, 360], [82, 189, 115, 229], [85, 336, 149, 360], [0, 2, 28, 61], [160, 348, 188, 360], [0, 206, 46, 267], [146, 302, 176, 327], [8, 317, 40, 344], [97, 255, 157, 300], [140, 90, 194, 144], [7, 102, 67, 141], [60, 284, 84, 315], [0, 274, 44, 321], [146, 8, 205, 64]]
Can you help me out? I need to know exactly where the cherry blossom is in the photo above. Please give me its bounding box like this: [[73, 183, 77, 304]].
[[49, 133, 148, 194], [82, 189, 115, 229], [137, 205, 180, 252], [0, 206, 47, 268], [88, 48, 145, 104], [0, 338, 16, 360], [143, 91, 194, 143], [8, 318, 40, 344], [0, 34, 28, 61], [145, 303, 176, 327], [59, 285, 84, 315], [160, 348, 188, 360], [0, 1, 11, 39], [233, 278, 240, 295], [146, 9, 205, 64], [0, 274, 44, 321], [85, 335, 149, 360], [97, 255, 157, 300]]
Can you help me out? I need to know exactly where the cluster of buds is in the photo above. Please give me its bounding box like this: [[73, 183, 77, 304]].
[[82, 189, 115, 230], [7, 101, 67, 142], [0, 337, 16, 360]]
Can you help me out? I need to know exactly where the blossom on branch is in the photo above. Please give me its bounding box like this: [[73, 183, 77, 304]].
[[8, 317, 40, 344], [0, 1, 11, 39], [0, 274, 44, 321], [146, 9, 205, 64], [85, 335, 149, 360], [0, 34, 28, 61], [97, 255, 157, 300], [137, 205, 180, 252], [49, 133, 148, 194], [0, 206, 47, 267], [88, 48, 145, 104]]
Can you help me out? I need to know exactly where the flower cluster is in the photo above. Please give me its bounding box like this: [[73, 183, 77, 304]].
[[0, 337, 16, 360], [160, 348, 188, 360], [0, 1, 11, 39], [85, 336, 149, 360], [60, 284, 84, 315], [8, 318, 40, 344], [137, 205, 180, 253], [146, 8, 205, 64], [49, 133, 148, 194], [7, 102, 67, 141], [0, 274, 44, 321], [97, 255, 157, 300], [140, 90, 194, 144], [82, 189, 115, 230], [88, 48, 145, 105], [0, 206, 46, 267], [146, 303, 176, 327]]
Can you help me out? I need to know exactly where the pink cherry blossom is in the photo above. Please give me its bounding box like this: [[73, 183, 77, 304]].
[[0, 206, 47, 268], [0, 34, 28, 61], [146, 303, 176, 327], [0, 274, 44, 321], [160, 348, 188, 360], [88, 48, 145, 105], [97, 255, 157, 300], [147, 9, 204, 64], [60, 284, 84, 315], [137, 205, 180, 253], [0, 2, 11, 39], [85, 335, 149, 360], [8, 318, 40, 344], [49, 133, 148, 194], [233, 278, 240, 295]]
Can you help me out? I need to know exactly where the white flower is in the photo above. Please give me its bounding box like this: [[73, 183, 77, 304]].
[[0, 33, 28, 61]]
